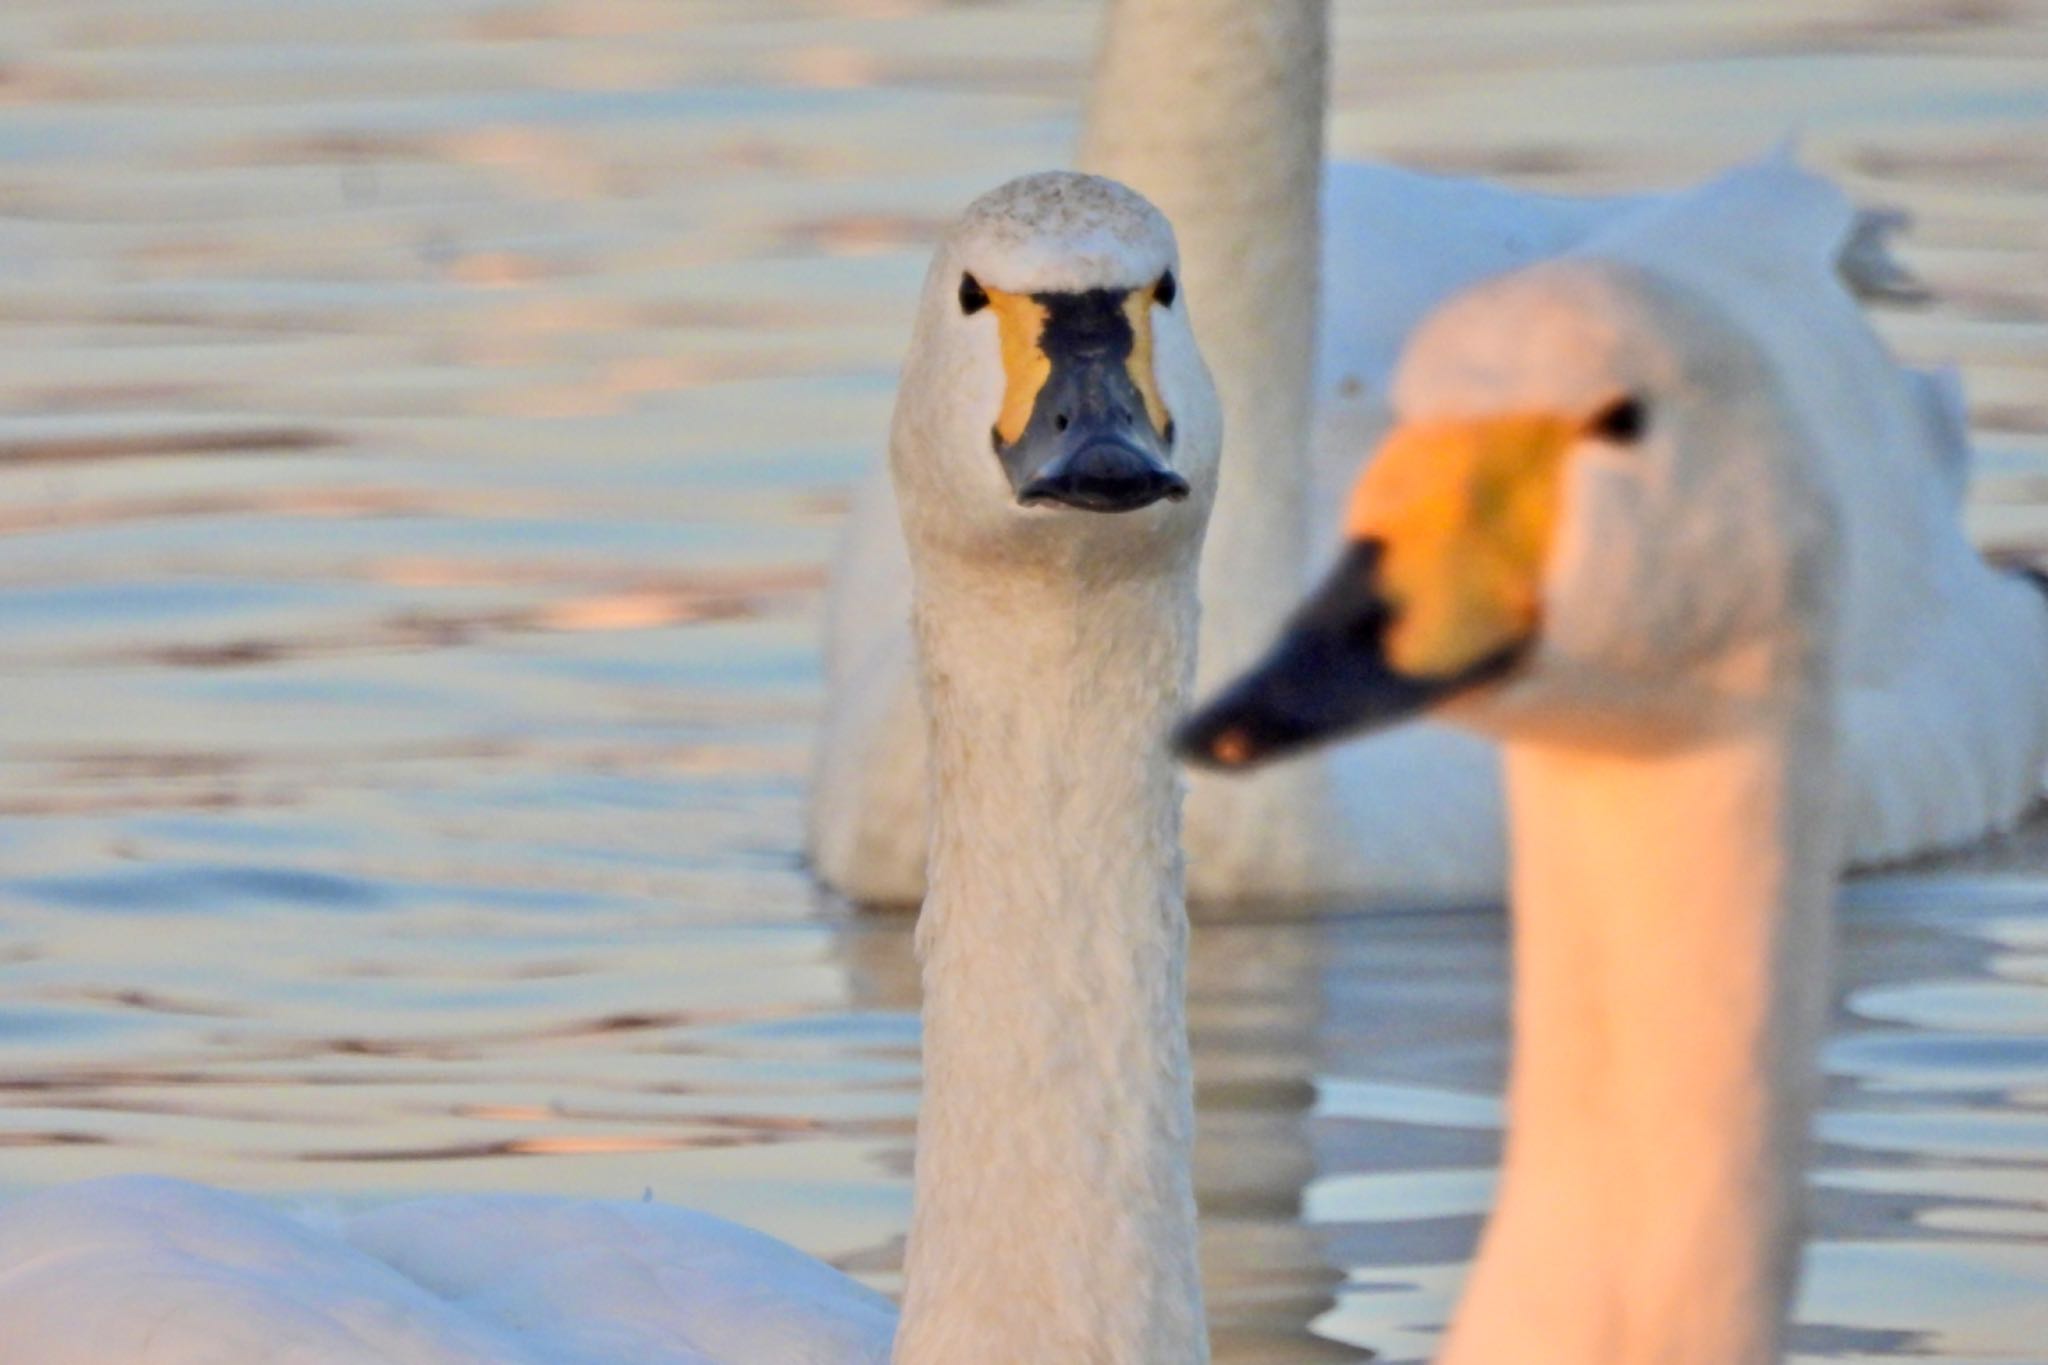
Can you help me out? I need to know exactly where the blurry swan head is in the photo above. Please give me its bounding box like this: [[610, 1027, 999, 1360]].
[[1180, 258, 1842, 765]]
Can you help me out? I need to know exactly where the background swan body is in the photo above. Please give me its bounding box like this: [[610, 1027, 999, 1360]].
[[811, 0, 2048, 907], [813, 156, 2048, 904], [0, 174, 1220, 1365]]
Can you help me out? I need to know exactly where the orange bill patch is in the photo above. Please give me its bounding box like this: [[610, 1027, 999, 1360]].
[[982, 281, 1171, 447], [1120, 285, 1171, 438], [1345, 412, 1579, 677], [985, 285, 1051, 447]]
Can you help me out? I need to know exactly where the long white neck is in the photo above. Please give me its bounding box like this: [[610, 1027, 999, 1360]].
[[1083, 0, 1347, 899], [891, 558, 1207, 1364], [1440, 700, 1839, 1365]]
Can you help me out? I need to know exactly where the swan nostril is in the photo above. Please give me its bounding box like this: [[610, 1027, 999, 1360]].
[[1054, 414, 1070, 432], [1163, 419, 1176, 446]]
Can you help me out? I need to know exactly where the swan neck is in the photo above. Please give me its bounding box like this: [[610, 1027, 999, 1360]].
[[1444, 703, 1839, 1365], [892, 565, 1207, 1364], [1082, 0, 1326, 682]]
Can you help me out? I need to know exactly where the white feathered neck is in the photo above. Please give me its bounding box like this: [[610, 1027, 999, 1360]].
[[886, 198, 1211, 1360], [891, 558, 1208, 1364]]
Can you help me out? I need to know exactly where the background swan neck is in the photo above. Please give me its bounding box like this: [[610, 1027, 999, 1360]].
[[1443, 704, 1840, 1365], [1081, 0, 1326, 681], [1082, 0, 1344, 899], [892, 566, 1208, 1365]]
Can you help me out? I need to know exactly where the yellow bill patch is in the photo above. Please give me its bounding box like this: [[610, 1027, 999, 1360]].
[[984, 285, 1051, 447], [982, 281, 1172, 447], [1345, 412, 1578, 677], [1120, 284, 1172, 438]]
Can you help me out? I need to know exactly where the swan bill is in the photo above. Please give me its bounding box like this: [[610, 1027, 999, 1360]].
[[1175, 541, 1524, 769], [982, 282, 1186, 513], [1345, 410, 1575, 677], [1179, 410, 1580, 769]]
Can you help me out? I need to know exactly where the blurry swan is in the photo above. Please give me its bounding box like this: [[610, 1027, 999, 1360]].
[[812, 0, 2047, 907], [0, 174, 1221, 1365], [1181, 253, 1851, 1364]]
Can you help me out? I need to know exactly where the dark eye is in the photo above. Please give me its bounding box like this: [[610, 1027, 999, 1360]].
[[1154, 270, 1177, 308], [959, 273, 989, 315], [1588, 394, 1649, 445]]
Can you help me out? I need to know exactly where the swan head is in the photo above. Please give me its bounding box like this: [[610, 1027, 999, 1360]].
[[891, 173, 1220, 573], [1179, 259, 1840, 766]]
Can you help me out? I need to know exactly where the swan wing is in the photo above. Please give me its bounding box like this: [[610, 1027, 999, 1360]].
[[0, 1177, 896, 1365], [0, 1177, 543, 1365], [1315, 160, 1653, 406], [346, 1196, 895, 1365]]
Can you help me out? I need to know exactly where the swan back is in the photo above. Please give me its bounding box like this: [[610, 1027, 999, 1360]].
[[0, 1176, 895, 1365], [0, 1177, 538, 1364]]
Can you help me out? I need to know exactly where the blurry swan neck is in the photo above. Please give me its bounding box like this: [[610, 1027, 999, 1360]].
[[1082, 0, 1327, 680], [1444, 697, 1840, 1365], [891, 563, 1208, 1364]]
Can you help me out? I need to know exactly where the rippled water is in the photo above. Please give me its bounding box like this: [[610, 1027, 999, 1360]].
[[3, 2, 2048, 1360]]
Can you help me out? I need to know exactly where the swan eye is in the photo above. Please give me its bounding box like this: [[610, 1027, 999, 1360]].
[[1588, 395, 1649, 446], [959, 273, 990, 315], [1154, 270, 1177, 308]]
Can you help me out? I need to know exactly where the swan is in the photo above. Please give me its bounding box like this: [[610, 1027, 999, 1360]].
[[0, 173, 1222, 1365], [811, 0, 2048, 907], [1179, 253, 1854, 1364]]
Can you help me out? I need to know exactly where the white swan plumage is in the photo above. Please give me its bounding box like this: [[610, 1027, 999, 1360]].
[[0, 173, 1223, 1365], [0, 1177, 893, 1365], [811, 0, 2048, 907], [1184, 242, 1862, 1362]]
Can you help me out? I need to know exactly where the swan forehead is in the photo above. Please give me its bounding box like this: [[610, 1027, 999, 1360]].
[[948, 171, 1176, 294], [1392, 262, 1679, 420]]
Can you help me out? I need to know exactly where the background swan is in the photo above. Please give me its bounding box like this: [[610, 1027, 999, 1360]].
[[0, 173, 1222, 1365], [812, 0, 2048, 907], [1183, 253, 1850, 1364]]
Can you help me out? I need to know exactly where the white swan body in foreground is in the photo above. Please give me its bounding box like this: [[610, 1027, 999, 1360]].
[[0, 173, 1222, 1365], [812, 0, 2048, 906], [1182, 253, 1850, 1363], [0, 1177, 893, 1364]]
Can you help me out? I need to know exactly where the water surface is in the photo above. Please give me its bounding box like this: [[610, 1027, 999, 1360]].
[[4, 2, 2048, 1359]]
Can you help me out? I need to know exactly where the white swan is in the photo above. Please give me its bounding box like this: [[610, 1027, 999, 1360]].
[[811, 0, 2048, 907], [1181, 252, 1851, 1364], [0, 173, 1222, 1365]]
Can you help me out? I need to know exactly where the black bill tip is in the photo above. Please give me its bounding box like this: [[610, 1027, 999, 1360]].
[[1174, 541, 1527, 771], [1018, 442, 1189, 513], [1173, 618, 1445, 770]]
